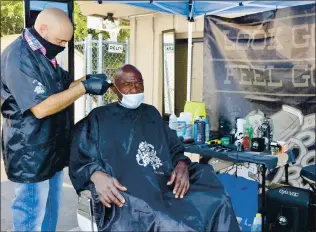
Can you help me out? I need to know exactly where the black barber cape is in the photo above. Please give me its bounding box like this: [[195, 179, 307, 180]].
[[69, 103, 240, 232]]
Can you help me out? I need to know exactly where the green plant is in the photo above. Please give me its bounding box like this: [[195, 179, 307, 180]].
[[1, 1, 130, 42], [0, 1, 24, 37], [74, 2, 129, 42]]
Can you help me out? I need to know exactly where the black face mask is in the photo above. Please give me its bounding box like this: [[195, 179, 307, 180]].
[[28, 28, 65, 59]]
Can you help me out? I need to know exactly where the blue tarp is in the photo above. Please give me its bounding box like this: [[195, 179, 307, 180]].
[[99, 1, 315, 19], [217, 174, 258, 231]]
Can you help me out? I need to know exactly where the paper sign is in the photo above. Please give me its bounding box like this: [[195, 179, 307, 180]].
[[108, 44, 123, 53]]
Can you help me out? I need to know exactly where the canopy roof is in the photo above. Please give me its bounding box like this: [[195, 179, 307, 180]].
[[30, 1, 315, 19], [98, 1, 315, 19], [30, 1, 68, 12]]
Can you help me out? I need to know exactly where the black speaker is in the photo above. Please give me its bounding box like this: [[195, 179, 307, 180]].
[[265, 186, 315, 232]]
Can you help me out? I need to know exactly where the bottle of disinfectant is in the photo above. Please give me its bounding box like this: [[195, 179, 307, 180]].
[[251, 213, 262, 232], [180, 112, 193, 140], [169, 114, 178, 131], [177, 119, 186, 137]]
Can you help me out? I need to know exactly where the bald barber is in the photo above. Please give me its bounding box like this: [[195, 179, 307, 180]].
[[1, 8, 111, 231]]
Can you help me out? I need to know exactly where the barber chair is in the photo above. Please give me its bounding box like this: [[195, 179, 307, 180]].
[[77, 190, 98, 232], [264, 164, 316, 232]]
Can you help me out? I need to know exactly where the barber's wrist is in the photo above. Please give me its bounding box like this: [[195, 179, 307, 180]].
[[81, 80, 89, 93], [77, 82, 86, 94]]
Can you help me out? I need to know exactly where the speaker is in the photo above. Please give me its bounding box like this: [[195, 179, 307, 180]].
[[265, 186, 315, 232]]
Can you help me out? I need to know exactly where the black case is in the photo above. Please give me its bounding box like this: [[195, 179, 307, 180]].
[[251, 138, 265, 152], [265, 186, 315, 232]]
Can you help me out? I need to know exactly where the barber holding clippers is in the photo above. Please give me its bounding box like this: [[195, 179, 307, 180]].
[[0, 8, 111, 231]]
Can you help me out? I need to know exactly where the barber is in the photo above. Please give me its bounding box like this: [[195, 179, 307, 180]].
[[0, 8, 111, 231]]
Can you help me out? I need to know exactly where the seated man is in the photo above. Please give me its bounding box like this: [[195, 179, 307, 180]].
[[69, 64, 240, 232]]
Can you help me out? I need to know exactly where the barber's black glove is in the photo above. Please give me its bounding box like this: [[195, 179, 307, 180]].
[[82, 77, 112, 95], [86, 73, 110, 81]]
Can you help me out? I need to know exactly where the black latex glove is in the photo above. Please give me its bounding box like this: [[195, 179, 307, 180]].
[[82, 77, 112, 95]]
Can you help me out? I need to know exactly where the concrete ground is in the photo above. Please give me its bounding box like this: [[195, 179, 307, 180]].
[[1, 158, 80, 231]]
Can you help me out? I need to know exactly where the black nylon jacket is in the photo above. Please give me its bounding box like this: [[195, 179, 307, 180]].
[[1, 30, 72, 183]]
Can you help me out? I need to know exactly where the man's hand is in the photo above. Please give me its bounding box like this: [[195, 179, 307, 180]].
[[167, 161, 189, 199], [82, 77, 112, 95], [90, 171, 127, 208]]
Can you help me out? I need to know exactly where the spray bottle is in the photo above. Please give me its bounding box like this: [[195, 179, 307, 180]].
[[205, 118, 210, 143], [169, 114, 178, 131]]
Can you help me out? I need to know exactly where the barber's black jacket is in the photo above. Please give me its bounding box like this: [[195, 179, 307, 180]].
[[1, 31, 72, 183]]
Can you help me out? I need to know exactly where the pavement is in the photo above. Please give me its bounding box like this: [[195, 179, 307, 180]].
[[1, 158, 80, 231]]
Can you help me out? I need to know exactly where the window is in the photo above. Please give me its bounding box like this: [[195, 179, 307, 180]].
[[162, 29, 175, 118]]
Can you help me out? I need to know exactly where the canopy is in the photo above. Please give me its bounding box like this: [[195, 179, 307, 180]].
[[98, 1, 314, 102], [30, 1, 68, 12], [99, 1, 315, 19]]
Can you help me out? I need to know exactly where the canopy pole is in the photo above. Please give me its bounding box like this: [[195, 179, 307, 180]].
[[186, 21, 193, 102]]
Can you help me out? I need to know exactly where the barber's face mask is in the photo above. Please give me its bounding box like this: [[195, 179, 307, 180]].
[[43, 41, 65, 60], [29, 28, 65, 59], [115, 85, 144, 109]]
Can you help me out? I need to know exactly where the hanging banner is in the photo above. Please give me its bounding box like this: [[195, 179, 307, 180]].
[[203, 4, 315, 188]]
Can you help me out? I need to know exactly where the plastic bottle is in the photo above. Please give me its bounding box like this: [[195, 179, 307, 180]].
[[251, 213, 262, 232], [205, 118, 210, 143], [184, 101, 206, 124], [193, 117, 198, 142], [194, 117, 206, 144], [236, 118, 246, 134], [194, 122, 198, 142], [169, 114, 178, 131], [193, 116, 202, 141], [243, 132, 251, 151], [183, 113, 193, 140], [177, 119, 186, 137], [244, 119, 253, 140]]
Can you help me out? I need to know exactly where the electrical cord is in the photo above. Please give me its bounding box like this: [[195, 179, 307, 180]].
[[225, 164, 236, 174]]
